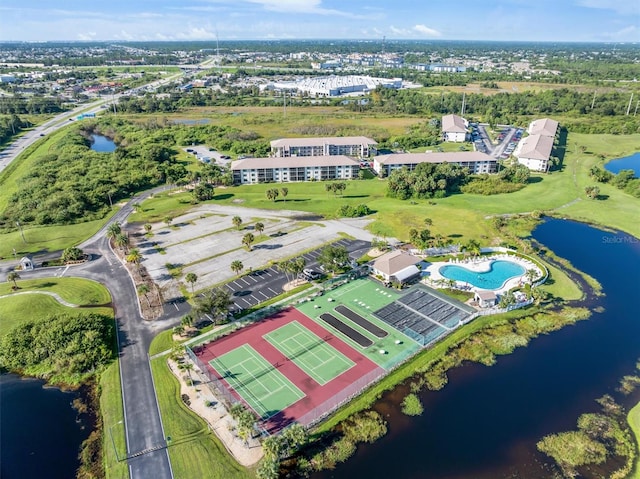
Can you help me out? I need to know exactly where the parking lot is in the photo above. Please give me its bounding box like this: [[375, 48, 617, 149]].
[[137, 203, 378, 305]]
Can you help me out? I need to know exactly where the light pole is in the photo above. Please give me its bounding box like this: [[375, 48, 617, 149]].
[[15, 221, 26, 243]]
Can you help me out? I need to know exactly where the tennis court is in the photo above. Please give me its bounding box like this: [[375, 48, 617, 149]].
[[264, 321, 355, 385], [209, 343, 305, 419]]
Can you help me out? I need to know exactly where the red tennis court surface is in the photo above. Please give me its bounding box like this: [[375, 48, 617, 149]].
[[195, 307, 384, 432]]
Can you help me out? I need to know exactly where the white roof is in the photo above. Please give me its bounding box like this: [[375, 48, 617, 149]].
[[271, 136, 377, 148], [442, 114, 468, 133], [528, 118, 558, 137], [392, 265, 421, 282], [516, 134, 554, 161], [231, 155, 359, 170], [375, 151, 494, 166], [373, 250, 421, 276]]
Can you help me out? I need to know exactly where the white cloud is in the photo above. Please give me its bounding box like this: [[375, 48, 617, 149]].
[[77, 32, 97, 41], [413, 24, 441, 37], [599, 25, 639, 41], [575, 0, 640, 15]]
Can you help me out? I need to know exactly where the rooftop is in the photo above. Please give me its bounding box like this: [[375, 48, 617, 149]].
[[375, 151, 495, 165], [442, 114, 468, 133], [516, 134, 554, 161], [270, 136, 377, 148], [528, 118, 558, 137], [231, 155, 360, 170], [372, 250, 421, 276]]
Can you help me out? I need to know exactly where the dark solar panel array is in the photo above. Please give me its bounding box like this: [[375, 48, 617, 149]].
[[398, 289, 470, 328], [374, 302, 446, 342]]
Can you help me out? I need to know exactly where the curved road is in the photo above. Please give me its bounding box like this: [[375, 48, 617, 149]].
[[0, 189, 188, 479]]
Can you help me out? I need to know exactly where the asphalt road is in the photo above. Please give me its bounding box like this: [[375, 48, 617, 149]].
[[0, 188, 183, 479]]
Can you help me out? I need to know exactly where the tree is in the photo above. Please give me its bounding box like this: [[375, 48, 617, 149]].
[[192, 183, 215, 202], [126, 248, 142, 270], [232, 215, 243, 230], [181, 314, 194, 328], [106, 222, 121, 241], [114, 233, 129, 253], [195, 287, 234, 324], [164, 217, 173, 228], [280, 187, 288, 202], [317, 245, 349, 273], [465, 239, 481, 257], [266, 188, 279, 202], [144, 223, 152, 234], [136, 283, 151, 307], [242, 232, 255, 251], [289, 257, 306, 281], [132, 203, 142, 213], [254, 222, 264, 236], [61, 247, 84, 263], [231, 260, 244, 275], [185, 272, 198, 295], [585, 185, 600, 199], [525, 268, 538, 284], [7, 271, 20, 290]]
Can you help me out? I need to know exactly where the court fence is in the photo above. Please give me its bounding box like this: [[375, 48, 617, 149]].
[[185, 344, 241, 410], [293, 367, 386, 429]]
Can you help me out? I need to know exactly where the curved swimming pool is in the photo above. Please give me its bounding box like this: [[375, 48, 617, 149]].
[[439, 260, 526, 290]]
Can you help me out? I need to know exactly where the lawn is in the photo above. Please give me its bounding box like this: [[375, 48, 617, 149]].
[[149, 355, 254, 479], [0, 277, 112, 305], [0, 278, 112, 336], [629, 400, 640, 479], [100, 361, 129, 479]]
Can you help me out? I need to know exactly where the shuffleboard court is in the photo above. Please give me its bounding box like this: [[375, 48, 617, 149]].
[[263, 321, 355, 385], [209, 344, 305, 418], [335, 305, 388, 338], [319, 313, 373, 347]]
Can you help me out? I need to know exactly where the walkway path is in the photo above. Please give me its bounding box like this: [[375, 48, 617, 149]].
[[0, 290, 79, 307]]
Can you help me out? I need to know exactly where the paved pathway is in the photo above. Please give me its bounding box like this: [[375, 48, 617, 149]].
[[0, 290, 79, 307]]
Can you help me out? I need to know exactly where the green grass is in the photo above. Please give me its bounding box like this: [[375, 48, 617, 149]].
[[100, 361, 129, 479], [0, 278, 112, 336], [629, 401, 640, 479], [149, 329, 176, 356], [128, 191, 195, 224], [0, 277, 112, 304], [149, 355, 254, 479]]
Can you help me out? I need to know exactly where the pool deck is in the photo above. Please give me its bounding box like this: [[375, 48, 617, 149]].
[[423, 254, 541, 295]]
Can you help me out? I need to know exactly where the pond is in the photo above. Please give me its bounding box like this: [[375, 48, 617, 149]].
[[605, 152, 640, 176], [90, 134, 116, 153], [310, 219, 640, 479], [0, 374, 92, 479]]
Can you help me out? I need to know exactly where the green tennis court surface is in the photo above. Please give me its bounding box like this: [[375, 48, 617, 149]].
[[209, 344, 305, 418], [264, 321, 355, 385]]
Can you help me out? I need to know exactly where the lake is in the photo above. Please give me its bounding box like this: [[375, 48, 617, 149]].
[[0, 374, 91, 479], [605, 152, 640, 176], [311, 219, 640, 479], [90, 134, 116, 153]]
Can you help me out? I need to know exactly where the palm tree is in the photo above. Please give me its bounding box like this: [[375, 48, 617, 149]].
[[144, 223, 152, 234], [280, 187, 288, 202], [7, 271, 20, 290], [242, 233, 255, 251], [126, 248, 142, 270], [254, 222, 264, 236], [525, 268, 538, 284], [106, 222, 121, 241], [164, 217, 173, 228], [232, 215, 243, 230], [230, 260, 244, 275], [114, 233, 129, 253], [290, 257, 306, 281], [182, 362, 194, 384], [136, 283, 151, 307], [181, 314, 194, 328], [185, 272, 198, 295]]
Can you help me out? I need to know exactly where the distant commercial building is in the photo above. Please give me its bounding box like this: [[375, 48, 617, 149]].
[[231, 155, 360, 184], [441, 114, 470, 142], [270, 136, 377, 158], [373, 151, 497, 177], [410, 64, 466, 73], [311, 60, 341, 70], [515, 118, 559, 172], [266, 75, 403, 97]]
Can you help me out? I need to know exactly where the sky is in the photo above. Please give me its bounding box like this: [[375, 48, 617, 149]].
[[0, 0, 638, 43]]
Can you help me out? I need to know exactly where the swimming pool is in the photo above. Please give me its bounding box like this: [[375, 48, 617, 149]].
[[439, 260, 526, 290]]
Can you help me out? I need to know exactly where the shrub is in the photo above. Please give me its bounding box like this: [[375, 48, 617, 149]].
[[401, 393, 424, 416]]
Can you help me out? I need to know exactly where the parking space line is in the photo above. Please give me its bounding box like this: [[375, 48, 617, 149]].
[[240, 278, 250, 286], [247, 275, 258, 283], [268, 287, 278, 295], [259, 291, 269, 299]]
